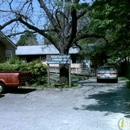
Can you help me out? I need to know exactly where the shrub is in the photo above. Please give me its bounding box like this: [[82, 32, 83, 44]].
[[126, 81, 130, 89], [9, 55, 21, 64], [27, 60, 47, 86], [0, 57, 47, 86]]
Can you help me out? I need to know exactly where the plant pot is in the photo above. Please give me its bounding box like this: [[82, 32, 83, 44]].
[[55, 83, 65, 87]]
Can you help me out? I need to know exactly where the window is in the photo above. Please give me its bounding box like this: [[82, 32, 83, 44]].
[[5, 50, 12, 60], [71, 55, 81, 63]]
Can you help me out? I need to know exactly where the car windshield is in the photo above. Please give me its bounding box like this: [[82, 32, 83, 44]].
[[98, 66, 116, 71]]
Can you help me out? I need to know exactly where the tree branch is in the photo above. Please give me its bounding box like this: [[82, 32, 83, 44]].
[[74, 33, 109, 44], [18, 17, 58, 47], [38, 0, 59, 31], [6, 30, 36, 37], [77, 10, 87, 19], [68, 8, 77, 45], [0, 19, 18, 30]]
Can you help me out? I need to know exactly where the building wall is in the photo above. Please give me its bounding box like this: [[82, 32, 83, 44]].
[[18, 54, 84, 69], [18, 55, 46, 62], [0, 41, 16, 63], [0, 41, 6, 62], [6, 45, 16, 56]]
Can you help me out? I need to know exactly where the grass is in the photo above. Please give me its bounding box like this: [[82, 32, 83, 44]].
[[50, 73, 59, 78], [49, 73, 88, 88], [119, 77, 130, 89], [50, 73, 88, 80], [119, 76, 129, 81]]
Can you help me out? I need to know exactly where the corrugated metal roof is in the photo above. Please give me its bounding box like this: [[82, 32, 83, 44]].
[[16, 45, 79, 55]]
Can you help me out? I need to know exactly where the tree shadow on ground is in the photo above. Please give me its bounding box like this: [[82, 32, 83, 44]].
[[4, 88, 36, 94], [0, 94, 5, 98], [78, 80, 120, 87], [75, 86, 130, 117]]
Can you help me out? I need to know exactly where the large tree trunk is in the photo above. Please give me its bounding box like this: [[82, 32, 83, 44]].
[[59, 64, 69, 84], [59, 48, 70, 85]]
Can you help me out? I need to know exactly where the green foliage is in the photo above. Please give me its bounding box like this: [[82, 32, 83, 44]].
[[0, 57, 47, 86], [126, 81, 130, 89], [50, 73, 84, 88], [44, 24, 59, 45], [88, 0, 130, 59], [77, 0, 130, 67], [71, 82, 78, 87], [79, 41, 107, 68], [0, 62, 18, 71], [125, 62, 130, 81], [16, 31, 38, 46], [27, 60, 47, 86]]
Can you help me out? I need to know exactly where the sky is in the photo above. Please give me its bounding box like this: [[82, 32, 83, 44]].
[[0, 0, 93, 44]]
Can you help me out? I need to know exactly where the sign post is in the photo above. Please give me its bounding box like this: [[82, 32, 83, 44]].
[[69, 64, 71, 88], [47, 55, 71, 87], [47, 64, 50, 88]]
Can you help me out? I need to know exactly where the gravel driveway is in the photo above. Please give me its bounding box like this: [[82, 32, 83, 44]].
[[0, 77, 130, 130]]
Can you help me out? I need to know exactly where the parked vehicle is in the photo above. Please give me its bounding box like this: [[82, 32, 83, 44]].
[[0, 71, 32, 93], [96, 65, 118, 83]]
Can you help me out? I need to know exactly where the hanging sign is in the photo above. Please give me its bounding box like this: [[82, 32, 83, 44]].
[[47, 55, 71, 64]]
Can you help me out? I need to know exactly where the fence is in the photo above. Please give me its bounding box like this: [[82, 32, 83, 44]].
[[49, 66, 96, 77]]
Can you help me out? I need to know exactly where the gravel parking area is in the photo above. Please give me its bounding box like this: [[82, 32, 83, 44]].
[[0, 77, 130, 130]]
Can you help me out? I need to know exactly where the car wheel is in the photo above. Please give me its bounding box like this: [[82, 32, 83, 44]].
[[114, 79, 118, 83], [0, 82, 5, 94]]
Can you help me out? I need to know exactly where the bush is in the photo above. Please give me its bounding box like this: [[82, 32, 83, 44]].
[[27, 60, 47, 86], [0, 57, 47, 86], [126, 62, 130, 80], [126, 81, 130, 89]]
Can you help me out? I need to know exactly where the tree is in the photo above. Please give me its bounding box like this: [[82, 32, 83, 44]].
[[88, 0, 130, 60], [79, 39, 108, 68], [16, 31, 38, 46], [0, 0, 106, 84]]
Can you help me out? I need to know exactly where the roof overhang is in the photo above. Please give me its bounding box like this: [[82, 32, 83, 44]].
[[16, 45, 79, 55], [0, 31, 16, 48]]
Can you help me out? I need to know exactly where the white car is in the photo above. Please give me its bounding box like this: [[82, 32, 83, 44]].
[[97, 65, 118, 83]]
